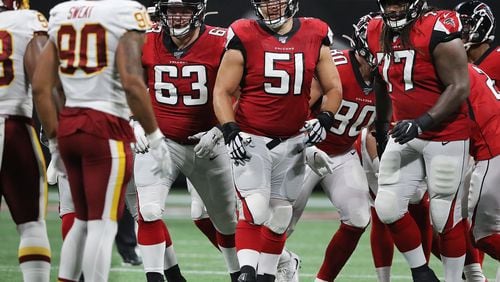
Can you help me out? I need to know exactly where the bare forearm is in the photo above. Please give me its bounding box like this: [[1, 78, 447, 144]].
[[214, 90, 236, 125], [427, 83, 469, 124], [320, 88, 341, 114], [124, 79, 158, 134], [33, 90, 58, 138]]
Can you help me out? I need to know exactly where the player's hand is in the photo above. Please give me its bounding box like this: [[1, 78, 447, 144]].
[[48, 139, 66, 176], [146, 129, 172, 178], [188, 126, 223, 159], [301, 111, 335, 146], [130, 119, 149, 154], [390, 120, 421, 145], [46, 159, 59, 185], [221, 122, 252, 166], [305, 146, 332, 177], [374, 120, 389, 158]]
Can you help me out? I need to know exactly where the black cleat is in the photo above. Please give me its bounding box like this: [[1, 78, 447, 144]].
[[164, 265, 186, 282], [231, 271, 241, 282], [146, 272, 165, 282], [411, 266, 440, 282], [121, 251, 143, 266], [238, 266, 256, 282]]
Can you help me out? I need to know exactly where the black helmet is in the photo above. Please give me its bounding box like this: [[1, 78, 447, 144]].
[[377, 0, 427, 30], [346, 12, 379, 68], [156, 0, 207, 37], [251, 0, 299, 29], [455, 1, 496, 50]]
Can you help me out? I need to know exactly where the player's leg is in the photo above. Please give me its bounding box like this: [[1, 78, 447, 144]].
[[424, 140, 469, 282], [375, 138, 438, 281], [1, 119, 51, 282], [370, 205, 394, 282], [408, 187, 433, 262], [258, 134, 306, 281], [187, 178, 218, 249], [187, 141, 239, 281], [315, 151, 371, 282], [134, 150, 181, 282], [471, 156, 500, 261]]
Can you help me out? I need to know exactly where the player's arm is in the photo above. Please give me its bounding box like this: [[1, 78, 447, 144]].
[[426, 38, 470, 125], [373, 72, 391, 157], [24, 32, 48, 83], [309, 77, 323, 107], [115, 30, 159, 135], [213, 49, 244, 125], [32, 41, 60, 139], [315, 45, 342, 114]]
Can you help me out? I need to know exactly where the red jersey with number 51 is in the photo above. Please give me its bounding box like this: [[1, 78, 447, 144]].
[[226, 18, 333, 138], [317, 49, 376, 155], [467, 64, 500, 161], [142, 25, 226, 144], [367, 11, 470, 141]]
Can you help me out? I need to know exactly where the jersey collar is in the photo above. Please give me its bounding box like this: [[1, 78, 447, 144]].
[[257, 18, 301, 44], [162, 25, 207, 59]]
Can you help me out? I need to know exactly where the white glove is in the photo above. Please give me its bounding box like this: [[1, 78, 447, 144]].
[[305, 146, 332, 177], [130, 119, 149, 154], [46, 159, 59, 185], [48, 139, 66, 176], [146, 129, 172, 178], [188, 126, 223, 158], [226, 132, 253, 166], [301, 118, 327, 146]]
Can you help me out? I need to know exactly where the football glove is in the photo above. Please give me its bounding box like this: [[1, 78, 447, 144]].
[[391, 113, 434, 145], [130, 119, 149, 154], [305, 146, 333, 177], [301, 111, 335, 146], [48, 139, 66, 176], [46, 158, 59, 185], [374, 120, 389, 159], [146, 129, 172, 178], [188, 126, 223, 159], [221, 122, 252, 166]]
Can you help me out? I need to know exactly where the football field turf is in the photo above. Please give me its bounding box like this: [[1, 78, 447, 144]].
[[0, 188, 498, 281]]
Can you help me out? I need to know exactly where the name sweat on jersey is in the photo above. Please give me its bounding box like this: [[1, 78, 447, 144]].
[[0, 9, 47, 118], [48, 0, 150, 141], [367, 11, 470, 141], [142, 25, 226, 144], [316, 49, 376, 156], [226, 18, 333, 138]]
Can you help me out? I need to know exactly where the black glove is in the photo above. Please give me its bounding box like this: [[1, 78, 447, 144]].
[[391, 113, 434, 145], [221, 122, 252, 166], [374, 120, 389, 159]]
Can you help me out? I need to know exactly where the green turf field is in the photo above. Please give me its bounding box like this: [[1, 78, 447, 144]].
[[0, 188, 498, 281]]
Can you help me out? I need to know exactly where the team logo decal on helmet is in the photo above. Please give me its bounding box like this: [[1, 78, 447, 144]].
[[377, 0, 427, 30], [156, 0, 207, 38], [455, 0, 496, 50], [251, 0, 299, 29]]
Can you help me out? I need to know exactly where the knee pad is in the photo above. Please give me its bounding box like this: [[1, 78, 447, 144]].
[[378, 151, 401, 186], [430, 198, 453, 233], [191, 200, 208, 220], [243, 193, 270, 225], [347, 203, 371, 228], [139, 203, 164, 222], [429, 156, 461, 196], [264, 205, 293, 234], [374, 190, 402, 224], [17, 221, 51, 259]]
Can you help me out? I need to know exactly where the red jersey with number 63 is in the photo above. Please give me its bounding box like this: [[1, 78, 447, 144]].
[[143, 25, 226, 144], [475, 46, 500, 89], [367, 11, 470, 141], [467, 64, 500, 161], [317, 49, 376, 155], [226, 18, 333, 138]]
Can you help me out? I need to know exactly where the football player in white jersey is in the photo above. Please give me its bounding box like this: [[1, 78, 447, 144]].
[[0, 1, 51, 281], [32, 0, 171, 281]]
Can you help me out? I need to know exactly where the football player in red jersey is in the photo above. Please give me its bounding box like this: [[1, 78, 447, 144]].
[[0, 1, 51, 281], [367, 0, 472, 281], [455, 1, 499, 88], [280, 13, 377, 282], [135, 0, 240, 281], [213, 0, 343, 281]]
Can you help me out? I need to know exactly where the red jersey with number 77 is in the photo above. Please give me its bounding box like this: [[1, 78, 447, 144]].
[[226, 18, 333, 138], [367, 11, 470, 141]]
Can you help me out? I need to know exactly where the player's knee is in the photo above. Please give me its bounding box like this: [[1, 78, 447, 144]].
[[191, 201, 208, 220], [17, 221, 48, 238], [378, 151, 401, 186], [264, 205, 293, 234], [17, 221, 51, 259], [374, 190, 402, 224], [430, 198, 452, 233], [429, 156, 461, 196], [140, 203, 164, 222], [244, 193, 270, 225], [347, 204, 371, 228]]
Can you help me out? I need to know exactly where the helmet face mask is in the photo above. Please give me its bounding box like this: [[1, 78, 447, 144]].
[[377, 0, 426, 31], [350, 13, 379, 69], [455, 1, 496, 50], [157, 0, 207, 38], [252, 0, 299, 29]]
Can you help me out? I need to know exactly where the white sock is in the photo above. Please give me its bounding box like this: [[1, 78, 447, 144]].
[[139, 242, 166, 273], [17, 221, 51, 282], [496, 265, 500, 282], [257, 252, 281, 276], [441, 254, 465, 282], [20, 261, 51, 282], [220, 246, 240, 273], [375, 266, 391, 282], [237, 249, 259, 269], [463, 263, 486, 282], [82, 219, 118, 282], [402, 245, 426, 268], [278, 247, 291, 266], [58, 219, 87, 280], [164, 245, 178, 270], [315, 278, 328, 282]]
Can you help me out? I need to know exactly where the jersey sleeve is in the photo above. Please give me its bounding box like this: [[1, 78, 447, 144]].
[[323, 25, 334, 46], [225, 26, 244, 51], [26, 10, 48, 33], [429, 11, 462, 53]]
